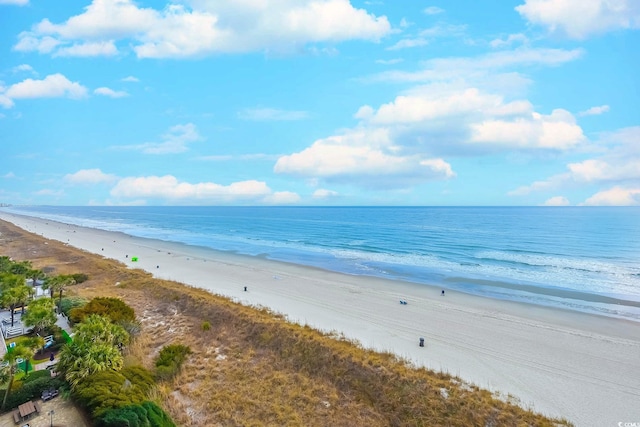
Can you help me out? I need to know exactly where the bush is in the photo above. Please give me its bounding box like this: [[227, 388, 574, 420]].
[[154, 344, 191, 381], [70, 273, 89, 283], [59, 296, 88, 317], [97, 401, 176, 427], [73, 366, 156, 417], [201, 321, 211, 331], [2, 376, 64, 409], [69, 297, 135, 324]]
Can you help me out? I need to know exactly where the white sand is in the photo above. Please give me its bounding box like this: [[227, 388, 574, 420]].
[[2, 212, 639, 426]]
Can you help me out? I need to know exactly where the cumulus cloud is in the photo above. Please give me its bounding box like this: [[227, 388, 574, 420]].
[[110, 175, 298, 204], [274, 127, 455, 189], [64, 168, 118, 184], [94, 87, 129, 98], [0, 74, 88, 108], [238, 108, 309, 121], [542, 196, 570, 206], [0, 0, 28, 5], [277, 79, 589, 191], [14, 0, 391, 58], [582, 186, 640, 206], [114, 123, 203, 154], [578, 105, 610, 116], [121, 76, 139, 82], [509, 126, 640, 197], [516, 0, 640, 39]]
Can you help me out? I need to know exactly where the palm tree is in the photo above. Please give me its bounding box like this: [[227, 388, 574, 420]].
[[22, 298, 56, 335], [44, 275, 76, 313], [0, 337, 43, 411], [27, 268, 45, 287], [0, 275, 31, 327]]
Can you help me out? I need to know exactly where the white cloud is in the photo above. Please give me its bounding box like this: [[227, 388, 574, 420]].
[[64, 169, 117, 185], [0, 95, 15, 109], [375, 58, 403, 65], [13, 34, 62, 53], [386, 38, 428, 50], [490, 33, 528, 48], [516, 0, 640, 39], [121, 76, 139, 82], [238, 108, 309, 121], [3, 74, 88, 104], [509, 127, 640, 197], [542, 196, 570, 206], [367, 47, 583, 85], [94, 87, 129, 98], [16, 0, 391, 58], [578, 105, 610, 116], [470, 109, 584, 150], [582, 186, 640, 206], [12, 64, 36, 74], [113, 123, 203, 154], [423, 6, 444, 15], [53, 41, 118, 57], [2, 172, 16, 178], [110, 175, 297, 204], [263, 191, 301, 204], [274, 128, 455, 189], [0, 0, 28, 5], [313, 189, 339, 198]]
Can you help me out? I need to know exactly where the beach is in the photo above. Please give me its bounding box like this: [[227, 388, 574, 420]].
[[1, 212, 639, 426]]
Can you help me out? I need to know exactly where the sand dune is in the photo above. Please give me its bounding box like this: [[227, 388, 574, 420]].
[[1, 211, 639, 426]]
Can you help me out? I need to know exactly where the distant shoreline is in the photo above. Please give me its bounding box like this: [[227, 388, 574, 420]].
[[1, 212, 640, 425]]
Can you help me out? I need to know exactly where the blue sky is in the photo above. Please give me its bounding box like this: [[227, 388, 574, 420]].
[[0, 0, 638, 206]]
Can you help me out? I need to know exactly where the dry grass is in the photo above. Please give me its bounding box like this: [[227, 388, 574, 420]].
[[0, 220, 573, 427]]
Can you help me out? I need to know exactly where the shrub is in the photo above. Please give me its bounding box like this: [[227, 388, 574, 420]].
[[59, 296, 88, 317], [70, 273, 89, 283], [69, 297, 135, 324], [201, 321, 211, 331], [3, 376, 64, 409], [154, 344, 191, 381], [97, 401, 176, 427], [73, 366, 155, 417]]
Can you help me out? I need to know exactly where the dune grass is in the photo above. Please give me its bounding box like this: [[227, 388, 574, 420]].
[[0, 220, 573, 426]]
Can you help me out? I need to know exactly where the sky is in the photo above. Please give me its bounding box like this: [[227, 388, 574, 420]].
[[0, 0, 638, 206]]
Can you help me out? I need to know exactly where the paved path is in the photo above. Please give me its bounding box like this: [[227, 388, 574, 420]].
[[0, 396, 89, 427]]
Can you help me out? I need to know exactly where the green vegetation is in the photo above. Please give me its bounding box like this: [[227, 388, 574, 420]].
[[69, 296, 135, 324], [98, 401, 176, 427], [59, 296, 88, 317], [21, 297, 57, 334], [154, 344, 191, 381], [57, 314, 129, 387]]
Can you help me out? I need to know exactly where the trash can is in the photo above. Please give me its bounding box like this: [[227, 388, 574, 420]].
[[419, 337, 425, 347]]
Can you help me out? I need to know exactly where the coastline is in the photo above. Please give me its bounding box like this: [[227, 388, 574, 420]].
[[1, 211, 639, 425]]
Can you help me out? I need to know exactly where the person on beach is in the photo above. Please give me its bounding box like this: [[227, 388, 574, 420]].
[[441, 290, 445, 296]]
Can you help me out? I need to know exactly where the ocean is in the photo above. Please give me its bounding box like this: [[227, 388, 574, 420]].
[[4, 206, 640, 321]]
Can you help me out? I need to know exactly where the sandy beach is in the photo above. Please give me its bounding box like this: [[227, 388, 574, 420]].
[[1, 212, 639, 426]]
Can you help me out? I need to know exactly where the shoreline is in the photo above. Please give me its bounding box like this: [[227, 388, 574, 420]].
[[1, 212, 639, 425]]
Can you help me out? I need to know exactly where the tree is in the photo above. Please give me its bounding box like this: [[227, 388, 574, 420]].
[[44, 274, 76, 313], [0, 336, 44, 410], [0, 273, 32, 327], [22, 297, 57, 335], [57, 315, 130, 388], [27, 267, 45, 287]]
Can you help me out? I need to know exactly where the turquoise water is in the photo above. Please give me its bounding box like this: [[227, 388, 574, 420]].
[[5, 206, 640, 321]]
